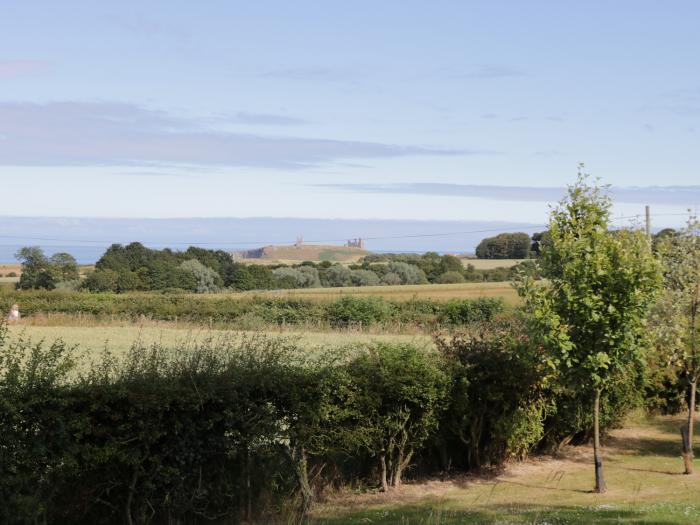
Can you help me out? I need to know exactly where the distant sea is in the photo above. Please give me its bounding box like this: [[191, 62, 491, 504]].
[[0, 217, 545, 264]]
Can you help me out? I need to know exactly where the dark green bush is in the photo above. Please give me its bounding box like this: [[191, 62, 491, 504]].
[[434, 318, 552, 470]]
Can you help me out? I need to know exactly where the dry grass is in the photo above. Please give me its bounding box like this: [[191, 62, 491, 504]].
[[462, 258, 525, 270], [251, 282, 520, 304], [0, 263, 21, 283]]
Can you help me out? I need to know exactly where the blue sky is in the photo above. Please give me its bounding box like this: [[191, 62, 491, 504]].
[[1, 1, 699, 228]]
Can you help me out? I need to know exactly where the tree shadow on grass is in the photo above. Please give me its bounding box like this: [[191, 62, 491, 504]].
[[312, 502, 697, 525]]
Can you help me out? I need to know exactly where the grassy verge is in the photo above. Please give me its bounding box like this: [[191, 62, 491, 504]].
[[312, 414, 700, 524]]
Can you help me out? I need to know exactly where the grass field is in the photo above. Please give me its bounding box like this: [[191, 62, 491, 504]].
[[313, 413, 700, 524], [462, 258, 525, 270], [253, 282, 520, 304], [5, 324, 431, 357]]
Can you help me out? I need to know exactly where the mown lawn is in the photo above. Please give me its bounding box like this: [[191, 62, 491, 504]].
[[313, 415, 700, 524]]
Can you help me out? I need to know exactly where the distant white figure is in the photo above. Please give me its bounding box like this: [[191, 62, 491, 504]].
[[6, 304, 20, 322]]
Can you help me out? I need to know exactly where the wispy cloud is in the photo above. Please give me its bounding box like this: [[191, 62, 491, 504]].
[[317, 183, 700, 206], [0, 101, 471, 169], [0, 60, 48, 78]]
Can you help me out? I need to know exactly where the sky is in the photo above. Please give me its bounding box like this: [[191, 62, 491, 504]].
[[1, 1, 699, 244]]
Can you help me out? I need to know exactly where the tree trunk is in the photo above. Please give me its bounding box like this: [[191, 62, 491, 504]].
[[392, 450, 413, 488], [295, 447, 314, 516], [379, 454, 388, 492], [593, 388, 607, 493], [125, 467, 138, 525], [683, 379, 696, 474], [246, 447, 252, 522]]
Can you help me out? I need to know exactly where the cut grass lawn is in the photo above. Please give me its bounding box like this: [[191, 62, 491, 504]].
[[312, 414, 700, 524]]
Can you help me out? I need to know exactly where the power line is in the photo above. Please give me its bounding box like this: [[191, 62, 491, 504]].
[[0, 211, 692, 248]]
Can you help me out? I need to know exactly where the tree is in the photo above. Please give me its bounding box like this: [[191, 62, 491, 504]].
[[655, 216, 700, 474], [180, 259, 222, 293], [15, 247, 56, 290], [385, 262, 428, 285], [349, 269, 380, 287], [50, 252, 79, 282], [516, 171, 660, 492], [476, 233, 531, 259], [436, 271, 465, 284], [530, 231, 551, 257], [321, 265, 353, 287]]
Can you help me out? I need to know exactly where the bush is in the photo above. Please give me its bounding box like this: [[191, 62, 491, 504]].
[[345, 343, 449, 488], [0, 325, 448, 522], [349, 269, 381, 286], [435, 319, 552, 469], [436, 271, 465, 284], [438, 298, 504, 325], [325, 296, 393, 327]]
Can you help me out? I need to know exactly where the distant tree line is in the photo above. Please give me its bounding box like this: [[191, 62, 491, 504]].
[[15, 244, 528, 293], [475, 231, 551, 259]]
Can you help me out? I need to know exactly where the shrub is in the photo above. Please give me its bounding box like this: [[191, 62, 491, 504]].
[[345, 343, 449, 489], [438, 298, 504, 325], [349, 269, 381, 287], [435, 319, 552, 469], [325, 296, 393, 327], [436, 271, 465, 284]]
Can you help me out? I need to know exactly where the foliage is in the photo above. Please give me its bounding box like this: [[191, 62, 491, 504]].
[[515, 171, 660, 490], [436, 271, 465, 284], [15, 246, 56, 290], [654, 216, 700, 389], [273, 266, 321, 289], [0, 290, 505, 329], [476, 232, 532, 259], [180, 258, 223, 293], [516, 174, 660, 395], [49, 252, 80, 282], [344, 343, 450, 488], [436, 319, 553, 469], [385, 261, 428, 285]]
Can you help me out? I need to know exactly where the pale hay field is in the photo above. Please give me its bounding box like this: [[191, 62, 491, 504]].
[[253, 281, 520, 304], [5, 324, 432, 357], [461, 258, 525, 269]]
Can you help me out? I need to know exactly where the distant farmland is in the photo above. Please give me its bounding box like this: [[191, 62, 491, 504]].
[[254, 281, 519, 303], [462, 258, 524, 270]]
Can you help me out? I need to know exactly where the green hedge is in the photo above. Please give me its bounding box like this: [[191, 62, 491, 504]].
[[0, 291, 504, 328], [0, 318, 644, 524]]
